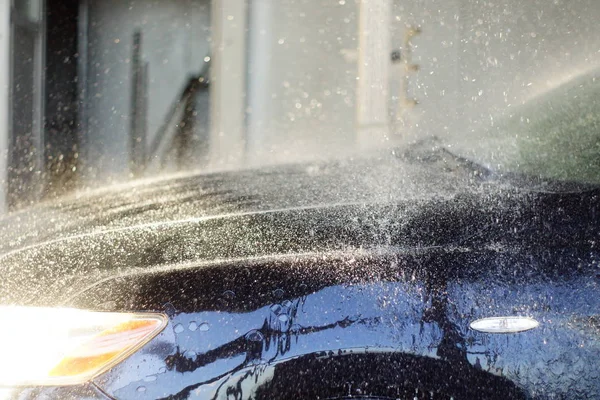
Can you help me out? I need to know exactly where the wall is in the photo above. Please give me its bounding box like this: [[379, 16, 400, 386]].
[[246, 0, 360, 164], [391, 0, 600, 158], [390, 0, 461, 141], [80, 0, 600, 180], [83, 0, 211, 180]]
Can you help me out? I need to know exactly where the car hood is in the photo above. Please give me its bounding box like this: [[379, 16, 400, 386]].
[[0, 151, 598, 306], [2, 152, 600, 399]]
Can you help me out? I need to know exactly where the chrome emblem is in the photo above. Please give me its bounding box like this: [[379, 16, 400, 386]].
[[470, 316, 540, 333]]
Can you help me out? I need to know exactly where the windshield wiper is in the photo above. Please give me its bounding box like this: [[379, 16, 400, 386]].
[[398, 136, 493, 180], [129, 28, 212, 174], [399, 136, 600, 194]]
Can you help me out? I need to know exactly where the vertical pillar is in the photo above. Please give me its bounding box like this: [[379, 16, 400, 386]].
[[246, 0, 272, 162], [210, 0, 247, 166], [130, 30, 148, 176], [77, 0, 89, 176], [356, 0, 392, 149], [0, 0, 10, 213], [7, 0, 45, 207]]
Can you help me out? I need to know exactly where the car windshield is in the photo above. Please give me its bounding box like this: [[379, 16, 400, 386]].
[[3, 0, 600, 207]]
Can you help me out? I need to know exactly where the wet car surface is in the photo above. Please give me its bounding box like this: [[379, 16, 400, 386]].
[[1, 149, 599, 399]]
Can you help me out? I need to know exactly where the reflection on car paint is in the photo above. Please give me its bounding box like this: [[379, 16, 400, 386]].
[[91, 263, 600, 399]]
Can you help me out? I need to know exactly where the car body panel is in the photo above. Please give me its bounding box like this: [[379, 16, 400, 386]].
[[76, 249, 600, 399], [0, 153, 598, 398]]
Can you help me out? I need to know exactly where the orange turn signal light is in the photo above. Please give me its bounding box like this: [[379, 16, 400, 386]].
[[0, 306, 167, 387]]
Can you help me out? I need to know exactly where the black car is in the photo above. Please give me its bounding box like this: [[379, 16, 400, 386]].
[[0, 147, 598, 399]]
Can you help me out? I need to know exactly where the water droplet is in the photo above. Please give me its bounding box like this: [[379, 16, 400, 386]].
[[249, 357, 268, 366], [163, 302, 177, 317], [183, 350, 197, 358], [222, 290, 235, 300], [278, 314, 289, 322], [270, 304, 283, 315], [189, 321, 198, 331], [137, 386, 146, 392], [273, 288, 285, 298], [550, 362, 566, 376], [99, 301, 116, 310], [144, 375, 157, 382], [199, 322, 210, 332], [158, 367, 166, 374], [173, 323, 184, 334], [245, 330, 264, 342]]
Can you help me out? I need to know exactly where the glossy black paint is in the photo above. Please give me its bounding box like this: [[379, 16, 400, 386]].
[[1, 150, 599, 399], [74, 245, 599, 399]]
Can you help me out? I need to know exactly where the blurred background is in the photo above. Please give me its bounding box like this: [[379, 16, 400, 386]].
[[1, 0, 600, 212]]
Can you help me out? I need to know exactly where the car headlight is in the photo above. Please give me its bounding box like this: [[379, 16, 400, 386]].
[[0, 306, 167, 387]]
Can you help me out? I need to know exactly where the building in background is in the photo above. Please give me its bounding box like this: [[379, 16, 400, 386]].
[[1, 0, 600, 212]]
